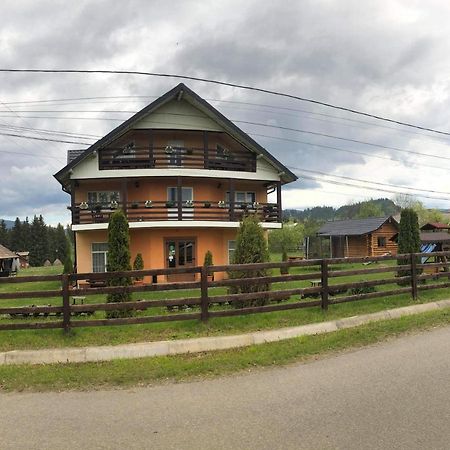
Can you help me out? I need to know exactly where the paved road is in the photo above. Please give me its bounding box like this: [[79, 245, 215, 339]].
[[1, 326, 449, 450]]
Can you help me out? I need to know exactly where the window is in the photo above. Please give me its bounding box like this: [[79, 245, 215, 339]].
[[225, 191, 256, 205], [92, 243, 108, 272], [377, 237, 386, 248], [167, 140, 184, 166], [87, 191, 120, 207], [167, 187, 193, 202], [228, 240, 236, 264]]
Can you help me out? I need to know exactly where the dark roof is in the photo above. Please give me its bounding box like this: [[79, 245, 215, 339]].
[[420, 222, 450, 231], [54, 83, 297, 189], [318, 216, 397, 237], [0, 244, 17, 260], [420, 231, 450, 244]]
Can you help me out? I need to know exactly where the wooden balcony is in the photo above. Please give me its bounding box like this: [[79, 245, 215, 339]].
[[70, 200, 280, 225], [98, 146, 257, 172]]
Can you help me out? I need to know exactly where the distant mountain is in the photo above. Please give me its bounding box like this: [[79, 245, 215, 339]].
[[1, 219, 15, 229], [284, 198, 400, 222]]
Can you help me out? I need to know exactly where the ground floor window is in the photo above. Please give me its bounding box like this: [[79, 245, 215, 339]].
[[92, 243, 108, 272], [228, 240, 236, 264]]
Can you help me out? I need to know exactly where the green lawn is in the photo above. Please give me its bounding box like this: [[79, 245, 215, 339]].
[[0, 308, 448, 392], [0, 256, 449, 352]]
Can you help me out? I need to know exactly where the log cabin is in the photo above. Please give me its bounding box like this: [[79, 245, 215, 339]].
[[54, 83, 297, 281], [317, 216, 398, 258]]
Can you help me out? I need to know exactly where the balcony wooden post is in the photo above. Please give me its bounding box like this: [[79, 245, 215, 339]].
[[148, 129, 154, 167], [229, 179, 235, 221], [203, 131, 209, 169], [121, 179, 128, 216], [70, 180, 76, 225], [276, 181, 282, 222], [177, 176, 183, 221]]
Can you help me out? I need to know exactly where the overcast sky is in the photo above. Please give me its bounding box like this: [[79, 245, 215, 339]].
[[1, 0, 450, 225]]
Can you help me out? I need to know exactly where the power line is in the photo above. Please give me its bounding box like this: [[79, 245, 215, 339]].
[[0, 132, 92, 145], [251, 133, 450, 173], [1, 110, 449, 165], [290, 167, 450, 196], [0, 68, 449, 137], [294, 173, 449, 202]]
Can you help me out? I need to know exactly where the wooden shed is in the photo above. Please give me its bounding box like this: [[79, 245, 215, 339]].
[[317, 216, 398, 258], [0, 244, 20, 277]]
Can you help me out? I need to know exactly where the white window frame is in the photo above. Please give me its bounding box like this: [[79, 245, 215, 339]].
[[226, 191, 256, 204], [228, 240, 236, 264], [91, 243, 108, 273], [167, 187, 194, 220]]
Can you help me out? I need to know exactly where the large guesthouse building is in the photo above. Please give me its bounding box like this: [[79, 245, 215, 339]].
[[55, 84, 297, 280]]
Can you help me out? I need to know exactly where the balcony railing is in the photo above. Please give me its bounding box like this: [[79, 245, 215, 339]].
[[98, 146, 257, 172], [70, 201, 280, 225]]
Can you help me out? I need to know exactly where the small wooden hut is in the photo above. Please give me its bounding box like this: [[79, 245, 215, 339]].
[[0, 244, 20, 277], [317, 216, 398, 258]]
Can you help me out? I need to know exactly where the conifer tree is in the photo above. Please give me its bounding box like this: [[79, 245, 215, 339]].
[[106, 210, 132, 318], [229, 215, 271, 308], [29, 215, 49, 266], [0, 220, 9, 247], [397, 208, 421, 283]]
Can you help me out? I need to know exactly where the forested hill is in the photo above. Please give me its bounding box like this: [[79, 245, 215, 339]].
[[284, 198, 400, 221]]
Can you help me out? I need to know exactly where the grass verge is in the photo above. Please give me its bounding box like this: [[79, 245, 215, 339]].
[[1, 308, 448, 392]]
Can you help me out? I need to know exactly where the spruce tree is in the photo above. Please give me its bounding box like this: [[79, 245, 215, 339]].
[[29, 215, 48, 266], [229, 215, 271, 308], [106, 210, 132, 318], [9, 218, 22, 251], [397, 208, 421, 283], [0, 220, 9, 247]]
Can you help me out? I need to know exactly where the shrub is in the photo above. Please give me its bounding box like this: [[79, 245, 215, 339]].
[[228, 215, 271, 308], [106, 210, 132, 318], [133, 253, 144, 281], [203, 250, 213, 266], [63, 254, 73, 274], [350, 285, 376, 296]]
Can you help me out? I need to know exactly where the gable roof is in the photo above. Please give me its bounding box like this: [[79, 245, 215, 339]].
[[420, 222, 450, 231], [0, 244, 17, 260], [54, 83, 297, 188], [318, 216, 397, 237]]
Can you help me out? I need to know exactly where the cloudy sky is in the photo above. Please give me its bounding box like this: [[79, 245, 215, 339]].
[[1, 0, 450, 225]]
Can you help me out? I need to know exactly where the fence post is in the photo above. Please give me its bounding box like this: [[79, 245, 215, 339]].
[[410, 253, 418, 301], [200, 266, 209, 322], [62, 274, 71, 333], [321, 259, 329, 310]]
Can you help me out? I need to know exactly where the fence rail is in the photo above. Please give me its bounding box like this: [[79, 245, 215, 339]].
[[1, 251, 449, 332]]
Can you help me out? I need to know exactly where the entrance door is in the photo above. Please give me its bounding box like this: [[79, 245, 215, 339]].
[[165, 238, 196, 281]]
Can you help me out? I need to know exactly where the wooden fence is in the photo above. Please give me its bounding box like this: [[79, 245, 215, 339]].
[[1, 251, 449, 332]]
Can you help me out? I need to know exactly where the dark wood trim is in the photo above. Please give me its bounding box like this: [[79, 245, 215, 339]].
[[121, 179, 128, 216], [203, 131, 209, 169], [276, 181, 282, 222], [177, 176, 183, 220], [229, 178, 235, 221], [148, 129, 154, 167]]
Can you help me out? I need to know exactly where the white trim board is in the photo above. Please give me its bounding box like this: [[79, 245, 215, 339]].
[[72, 221, 282, 231]]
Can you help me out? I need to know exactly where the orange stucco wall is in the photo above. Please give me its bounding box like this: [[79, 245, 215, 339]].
[[75, 227, 238, 280], [75, 178, 267, 204]]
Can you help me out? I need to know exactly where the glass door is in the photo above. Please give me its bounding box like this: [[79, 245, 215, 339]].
[[165, 238, 196, 281]]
